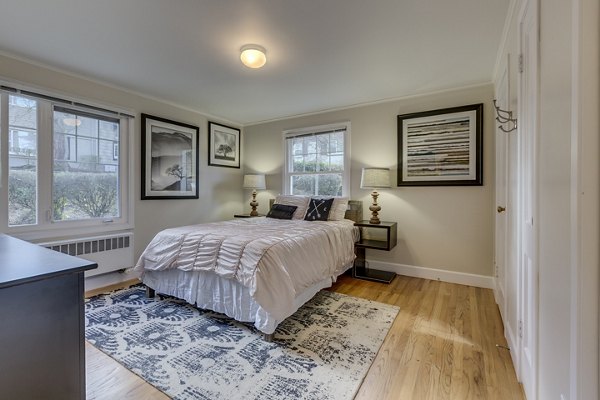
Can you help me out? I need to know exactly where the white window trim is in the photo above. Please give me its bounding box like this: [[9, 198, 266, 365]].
[[0, 84, 135, 242], [282, 121, 351, 197]]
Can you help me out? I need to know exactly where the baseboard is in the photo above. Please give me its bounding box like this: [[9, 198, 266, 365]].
[[504, 319, 520, 377], [494, 278, 506, 319], [85, 269, 139, 292], [366, 260, 494, 289]]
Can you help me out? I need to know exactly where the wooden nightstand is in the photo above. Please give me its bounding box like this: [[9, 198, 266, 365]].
[[234, 213, 264, 218], [353, 221, 397, 283]]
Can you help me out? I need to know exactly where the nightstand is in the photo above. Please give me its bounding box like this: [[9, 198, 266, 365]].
[[234, 213, 264, 218], [353, 221, 397, 283]]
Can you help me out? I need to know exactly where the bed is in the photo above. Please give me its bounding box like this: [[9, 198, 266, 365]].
[[134, 197, 362, 339]]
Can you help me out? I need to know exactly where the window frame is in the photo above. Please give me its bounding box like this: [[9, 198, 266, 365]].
[[0, 86, 134, 241], [282, 122, 351, 197]]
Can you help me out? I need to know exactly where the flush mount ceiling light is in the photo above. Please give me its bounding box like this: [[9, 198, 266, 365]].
[[240, 44, 267, 69], [63, 117, 81, 127]]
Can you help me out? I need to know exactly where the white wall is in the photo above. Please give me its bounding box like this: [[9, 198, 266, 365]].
[[538, 0, 573, 396], [244, 84, 496, 282], [493, 0, 599, 398], [570, 0, 599, 397], [0, 53, 244, 288], [537, 0, 599, 397]]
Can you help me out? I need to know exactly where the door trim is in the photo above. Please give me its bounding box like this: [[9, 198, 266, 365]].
[[494, 55, 510, 323], [517, 0, 539, 398]]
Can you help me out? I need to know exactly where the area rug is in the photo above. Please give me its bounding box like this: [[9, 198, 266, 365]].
[[85, 286, 398, 400]]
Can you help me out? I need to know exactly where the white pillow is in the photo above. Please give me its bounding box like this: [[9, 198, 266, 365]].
[[274, 195, 310, 220], [329, 197, 349, 221]]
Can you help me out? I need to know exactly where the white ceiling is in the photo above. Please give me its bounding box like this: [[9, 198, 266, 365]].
[[0, 0, 510, 125]]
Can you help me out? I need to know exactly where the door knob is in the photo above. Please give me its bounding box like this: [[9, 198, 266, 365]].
[[497, 206, 506, 213]]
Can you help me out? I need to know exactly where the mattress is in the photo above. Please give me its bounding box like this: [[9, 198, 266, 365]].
[[135, 217, 359, 332]]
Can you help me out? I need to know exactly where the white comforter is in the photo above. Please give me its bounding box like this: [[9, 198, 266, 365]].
[[135, 217, 358, 321]]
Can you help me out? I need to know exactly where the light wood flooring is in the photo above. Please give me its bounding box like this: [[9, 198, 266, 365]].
[[85, 275, 525, 400]]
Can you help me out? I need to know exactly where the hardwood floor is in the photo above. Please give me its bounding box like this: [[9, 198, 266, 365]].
[[85, 275, 524, 400]]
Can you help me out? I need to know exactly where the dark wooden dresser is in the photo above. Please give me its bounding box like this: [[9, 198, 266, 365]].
[[0, 234, 97, 400]]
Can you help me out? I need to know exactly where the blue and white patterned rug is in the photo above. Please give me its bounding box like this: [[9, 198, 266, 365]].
[[85, 286, 398, 400]]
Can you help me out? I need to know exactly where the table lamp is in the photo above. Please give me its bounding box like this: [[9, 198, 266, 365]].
[[360, 168, 391, 224], [243, 174, 266, 216]]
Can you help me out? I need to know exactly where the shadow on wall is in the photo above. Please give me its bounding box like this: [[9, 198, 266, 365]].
[[366, 239, 416, 266], [213, 178, 244, 220]]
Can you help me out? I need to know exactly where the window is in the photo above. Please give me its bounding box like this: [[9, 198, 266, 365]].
[[1, 88, 133, 238], [284, 122, 350, 197], [7, 95, 38, 226], [52, 107, 121, 222]]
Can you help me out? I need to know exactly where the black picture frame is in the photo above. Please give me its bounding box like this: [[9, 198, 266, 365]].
[[208, 121, 241, 168], [141, 113, 199, 199], [397, 103, 483, 186]]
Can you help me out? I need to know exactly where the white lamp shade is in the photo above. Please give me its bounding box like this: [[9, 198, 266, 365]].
[[360, 168, 391, 188], [243, 174, 266, 189]]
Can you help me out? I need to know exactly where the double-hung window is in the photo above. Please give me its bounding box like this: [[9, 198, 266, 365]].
[[1, 85, 133, 239], [283, 122, 350, 197]]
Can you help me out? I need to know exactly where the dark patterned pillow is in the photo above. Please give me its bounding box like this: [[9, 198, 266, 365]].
[[304, 198, 334, 221], [266, 204, 298, 219]]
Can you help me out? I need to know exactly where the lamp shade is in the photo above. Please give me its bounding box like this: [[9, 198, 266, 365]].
[[360, 168, 391, 189], [243, 174, 266, 189]]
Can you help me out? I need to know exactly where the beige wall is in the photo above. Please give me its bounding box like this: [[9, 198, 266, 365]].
[[244, 84, 495, 278], [0, 53, 244, 260]]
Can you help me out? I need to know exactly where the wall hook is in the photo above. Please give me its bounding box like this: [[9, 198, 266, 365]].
[[493, 99, 517, 133]]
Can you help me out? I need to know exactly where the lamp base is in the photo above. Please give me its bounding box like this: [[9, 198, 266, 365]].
[[369, 216, 381, 224], [249, 190, 259, 217], [369, 190, 381, 224]]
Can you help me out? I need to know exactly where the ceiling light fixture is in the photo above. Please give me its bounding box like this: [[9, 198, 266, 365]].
[[240, 44, 267, 69], [63, 117, 81, 127]]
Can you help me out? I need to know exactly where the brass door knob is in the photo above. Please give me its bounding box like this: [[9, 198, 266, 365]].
[[497, 206, 506, 213]]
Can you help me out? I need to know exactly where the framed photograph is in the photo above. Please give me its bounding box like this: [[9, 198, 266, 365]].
[[208, 121, 240, 168], [397, 103, 483, 186], [141, 113, 199, 199]]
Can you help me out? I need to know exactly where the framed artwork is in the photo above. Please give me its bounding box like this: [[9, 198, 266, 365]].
[[208, 121, 240, 168], [141, 113, 199, 199], [397, 103, 483, 186]]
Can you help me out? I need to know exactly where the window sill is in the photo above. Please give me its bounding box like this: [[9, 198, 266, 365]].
[[4, 221, 134, 243]]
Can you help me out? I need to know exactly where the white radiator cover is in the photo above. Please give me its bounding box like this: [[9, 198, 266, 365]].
[[39, 232, 134, 277]]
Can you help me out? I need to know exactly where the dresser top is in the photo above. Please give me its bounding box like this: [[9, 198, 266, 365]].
[[0, 234, 97, 289]]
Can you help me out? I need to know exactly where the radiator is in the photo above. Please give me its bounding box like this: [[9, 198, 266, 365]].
[[39, 232, 134, 277]]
